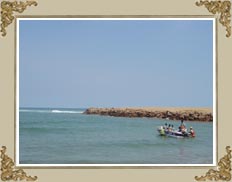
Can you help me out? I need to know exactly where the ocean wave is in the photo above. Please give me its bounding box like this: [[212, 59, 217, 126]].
[[51, 110, 83, 114], [19, 109, 50, 113], [19, 109, 84, 114], [19, 109, 32, 112]]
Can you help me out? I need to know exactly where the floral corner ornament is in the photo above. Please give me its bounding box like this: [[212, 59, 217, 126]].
[[0, 0, 38, 37], [195, 146, 232, 181], [0, 146, 38, 181], [196, 0, 231, 38]]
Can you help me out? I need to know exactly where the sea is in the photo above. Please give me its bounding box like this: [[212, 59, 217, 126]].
[[19, 108, 214, 165]]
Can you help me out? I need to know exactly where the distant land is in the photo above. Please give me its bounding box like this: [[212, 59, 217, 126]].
[[84, 107, 213, 122]]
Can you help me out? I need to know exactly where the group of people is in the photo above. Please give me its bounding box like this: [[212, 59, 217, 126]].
[[163, 123, 175, 131], [178, 120, 195, 137], [161, 120, 195, 137]]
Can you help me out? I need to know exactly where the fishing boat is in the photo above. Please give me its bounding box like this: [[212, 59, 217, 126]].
[[157, 126, 194, 138]]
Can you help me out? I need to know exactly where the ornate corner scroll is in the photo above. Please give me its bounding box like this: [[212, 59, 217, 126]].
[[196, 0, 231, 38], [0, 146, 37, 181], [0, 0, 38, 37], [195, 146, 232, 181]]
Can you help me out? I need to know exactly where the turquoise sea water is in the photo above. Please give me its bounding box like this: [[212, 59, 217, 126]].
[[19, 108, 213, 164]]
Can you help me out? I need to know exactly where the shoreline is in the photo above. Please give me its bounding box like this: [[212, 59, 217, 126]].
[[84, 107, 213, 122]]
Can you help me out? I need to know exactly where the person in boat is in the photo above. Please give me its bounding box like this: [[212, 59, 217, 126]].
[[180, 120, 186, 129], [164, 123, 168, 130], [189, 127, 195, 137], [168, 124, 172, 132], [171, 124, 175, 131], [180, 120, 186, 131], [160, 126, 165, 136], [179, 120, 189, 135]]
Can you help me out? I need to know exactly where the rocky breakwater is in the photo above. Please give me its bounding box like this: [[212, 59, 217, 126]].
[[84, 107, 213, 122]]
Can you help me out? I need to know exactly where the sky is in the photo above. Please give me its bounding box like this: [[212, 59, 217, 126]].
[[19, 19, 214, 108]]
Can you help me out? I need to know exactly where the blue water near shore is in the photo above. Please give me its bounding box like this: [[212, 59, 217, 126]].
[[19, 108, 213, 164]]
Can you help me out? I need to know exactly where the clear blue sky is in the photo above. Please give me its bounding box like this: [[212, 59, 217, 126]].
[[19, 19, 213, 108]]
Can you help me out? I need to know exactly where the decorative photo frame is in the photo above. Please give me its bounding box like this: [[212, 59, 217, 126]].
[[0, 0, 231, 181]]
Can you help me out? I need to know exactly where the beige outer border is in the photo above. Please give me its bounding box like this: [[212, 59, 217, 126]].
[[1, 0, 232, 181]]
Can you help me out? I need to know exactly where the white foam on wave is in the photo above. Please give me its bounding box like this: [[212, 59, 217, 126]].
[[51, 110, 84, 114], [19, 109, 84, 114], [19, 109, 50, 113], [19, 109, 31, 112]]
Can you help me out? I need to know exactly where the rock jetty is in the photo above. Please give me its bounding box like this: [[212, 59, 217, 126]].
[[84, 107, 213, 122]]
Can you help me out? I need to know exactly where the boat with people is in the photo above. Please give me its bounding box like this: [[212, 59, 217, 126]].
[[157, 120, 195, 138]]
